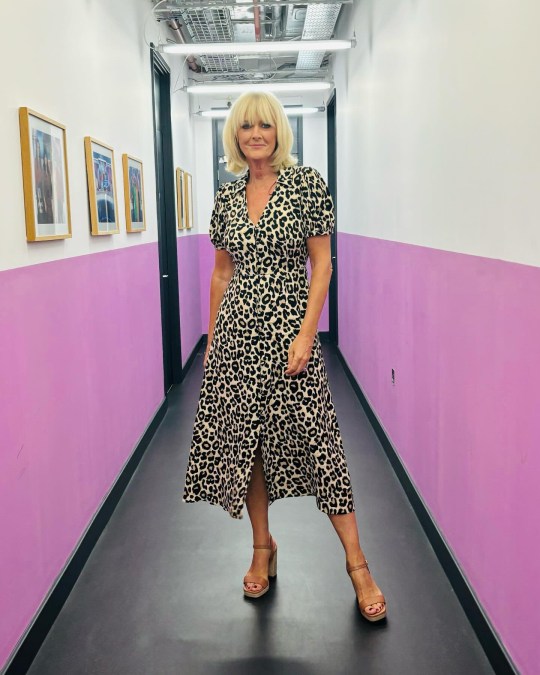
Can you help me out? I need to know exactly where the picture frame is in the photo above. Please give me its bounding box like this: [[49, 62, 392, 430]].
[[184, 171, 194, 229], [19, 107, 72, 242], [84, 137, 120, 235], [122, 154, 146, 233], [176, 167, 185, 230]]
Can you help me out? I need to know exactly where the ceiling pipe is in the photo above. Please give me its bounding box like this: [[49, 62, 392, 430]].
[[253, 1, 262, 42], [167, 19, 202, 72]]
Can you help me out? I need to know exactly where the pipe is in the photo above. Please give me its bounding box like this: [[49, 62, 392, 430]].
[[167, 19, 201, 72], [253, 0, 261, 42]]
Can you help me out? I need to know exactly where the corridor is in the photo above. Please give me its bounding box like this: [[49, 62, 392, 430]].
[[27, 345, 493, 675]]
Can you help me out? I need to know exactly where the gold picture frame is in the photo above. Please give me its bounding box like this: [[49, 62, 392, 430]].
[[122, 154, 146, 233], [176, 167, 185, 230], [184, 171, 194, 229], [19, 107, 72, 242], [84, 136, 120, 235]]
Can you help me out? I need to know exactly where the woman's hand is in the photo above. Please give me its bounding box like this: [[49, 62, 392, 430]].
[[285, 332, 315, 376]]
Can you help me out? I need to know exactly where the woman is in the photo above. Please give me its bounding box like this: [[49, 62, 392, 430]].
[[183, 92, 386, 621]]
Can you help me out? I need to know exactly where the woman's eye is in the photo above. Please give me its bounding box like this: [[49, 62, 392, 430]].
[[241, 123, 251, 129], [261, 123, 271, 129]]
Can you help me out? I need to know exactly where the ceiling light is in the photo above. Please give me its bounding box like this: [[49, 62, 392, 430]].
[[161, 39, 354, 56], [198, 106, 324, 118], [186, 82, 332, 95]]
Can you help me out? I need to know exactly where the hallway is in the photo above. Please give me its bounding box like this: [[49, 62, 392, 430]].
[[28, 345, 493, 675]]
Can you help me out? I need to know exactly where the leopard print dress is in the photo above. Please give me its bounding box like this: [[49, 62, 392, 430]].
[[182, 165, 355, 519]]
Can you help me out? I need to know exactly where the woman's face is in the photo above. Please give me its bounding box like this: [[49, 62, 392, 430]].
[[237, 118, 277, 163]]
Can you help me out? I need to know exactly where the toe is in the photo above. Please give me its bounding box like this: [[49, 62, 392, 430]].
[[244, 582, 261, 592], [366, 602, 384, 614]]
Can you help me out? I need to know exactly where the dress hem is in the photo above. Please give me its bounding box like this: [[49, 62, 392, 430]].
[[182, 490, 355, 520]]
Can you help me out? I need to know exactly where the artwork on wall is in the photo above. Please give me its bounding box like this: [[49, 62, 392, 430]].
[[176, 168, 194, 230], [122, 154, 146, 233], [184, 171, 194, 229], [176, 167, 185, 230], [19, 107, 72, 242], [84, 137, 119, 235]]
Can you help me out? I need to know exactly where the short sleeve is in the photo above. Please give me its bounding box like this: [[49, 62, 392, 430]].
[[301, 167, 335, 237], [209, 187, 227, 250]]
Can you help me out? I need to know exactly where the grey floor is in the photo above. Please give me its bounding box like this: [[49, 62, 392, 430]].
[[28, 345, 494, 675]]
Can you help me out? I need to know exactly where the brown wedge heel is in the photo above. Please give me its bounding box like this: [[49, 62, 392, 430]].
[[346, 560, 387, 622], [243, 535, 278, 599]]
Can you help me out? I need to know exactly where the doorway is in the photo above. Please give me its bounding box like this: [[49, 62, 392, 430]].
[[151, 49, 182, 393], [327, 91, 338, 344]]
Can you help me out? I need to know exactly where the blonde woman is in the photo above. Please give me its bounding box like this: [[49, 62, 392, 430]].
[[183, 92, 386, 621]]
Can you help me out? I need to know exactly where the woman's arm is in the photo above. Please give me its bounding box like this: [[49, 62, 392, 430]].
[[285, 234, 333, 376], [205, 249, 235, 365]]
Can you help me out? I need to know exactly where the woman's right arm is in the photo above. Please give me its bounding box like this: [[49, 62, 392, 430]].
[[205, 249, 235, 365]]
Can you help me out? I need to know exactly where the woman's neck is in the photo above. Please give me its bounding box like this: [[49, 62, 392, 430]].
[[246, 160, 278, 184]]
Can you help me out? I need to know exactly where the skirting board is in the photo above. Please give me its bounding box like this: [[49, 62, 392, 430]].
[[335, 347, 518, 675], [3, 398, 168, 675], [181, 335, 206, 379]]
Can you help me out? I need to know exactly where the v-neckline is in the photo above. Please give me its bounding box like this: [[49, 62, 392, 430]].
[[244, 171, 281, 227]]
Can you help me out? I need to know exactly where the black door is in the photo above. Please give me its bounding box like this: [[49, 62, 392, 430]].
[[327, 92, 339, 344], [151, 49, 182, 392]]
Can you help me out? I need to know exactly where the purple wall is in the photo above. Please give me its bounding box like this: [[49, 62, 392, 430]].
[[197, 234, 330, 335], [338, 233, 540, 674], [0, 244, 164, 669], [177, 235, 202, 365]]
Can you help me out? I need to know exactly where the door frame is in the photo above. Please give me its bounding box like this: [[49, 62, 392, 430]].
[[327, 91, 339, 345], [150, 48, 182, 392]]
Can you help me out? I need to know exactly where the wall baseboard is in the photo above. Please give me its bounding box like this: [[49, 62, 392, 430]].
[[181, 335, 205, 378], [335, 347, 518, 675], [3, 398, 168, 675]]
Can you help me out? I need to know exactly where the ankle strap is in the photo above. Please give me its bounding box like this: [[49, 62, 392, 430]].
[[346, 560, 369, 574], [253, 535, 273, 550]]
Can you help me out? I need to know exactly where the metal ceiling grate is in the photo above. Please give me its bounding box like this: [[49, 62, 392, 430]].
[[180, 7, 241, 72], [296, 3, 341, 70]]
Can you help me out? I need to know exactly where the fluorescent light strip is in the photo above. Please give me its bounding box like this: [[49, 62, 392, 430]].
[[186, 81, 332, 95], [162, 39, 353, 56], [199, 107, 323, 118]]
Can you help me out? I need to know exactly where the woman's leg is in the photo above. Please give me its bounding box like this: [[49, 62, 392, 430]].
[[244, 443, 273, 592], [328, 511, 385, 616]]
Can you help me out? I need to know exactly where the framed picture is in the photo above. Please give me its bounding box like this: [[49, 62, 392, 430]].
[[176, 167, 185, 230], [84, 137, 119, 235], [19, 107, 72, 241], [184, 171, 194, 229], [122, 154, 146, 232]]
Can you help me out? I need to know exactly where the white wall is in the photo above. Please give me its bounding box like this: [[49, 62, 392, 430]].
[[167, 56, 199, 233], [303, 114, 328, 181], [334, 0, 540, 267], [0, 0, 160, 272], [193, 117, 215, 236]]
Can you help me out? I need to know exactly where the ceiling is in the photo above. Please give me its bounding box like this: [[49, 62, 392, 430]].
[[152, 0, 350, 87]]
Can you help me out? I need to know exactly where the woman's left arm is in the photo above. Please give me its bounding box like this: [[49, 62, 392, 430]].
[[285, 235, 332, 376]]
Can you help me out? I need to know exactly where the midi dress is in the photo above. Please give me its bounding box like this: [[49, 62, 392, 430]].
[[182, 165, 355, 519]]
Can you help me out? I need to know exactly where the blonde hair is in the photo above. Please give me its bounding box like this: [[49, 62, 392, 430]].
[[222, 92, 297, 175]]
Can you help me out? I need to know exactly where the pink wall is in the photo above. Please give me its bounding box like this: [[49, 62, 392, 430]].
[[197, 234, 330, 336], [177, 235, 202, 365], [198, 235, 214, 336], [338, 233, 540, 674], [0, 244, 164, 669]]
